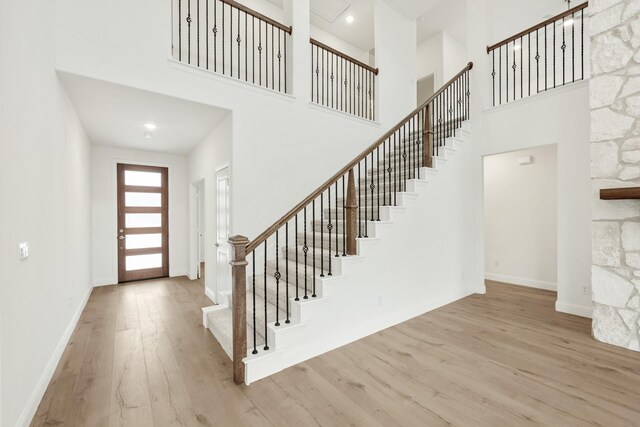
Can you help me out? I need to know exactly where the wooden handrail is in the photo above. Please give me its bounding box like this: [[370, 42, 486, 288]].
[[245, 62, 473, 253], [486, 2, 588, 53], [219, 0, 292, 34], [310, 38, 379, 75]]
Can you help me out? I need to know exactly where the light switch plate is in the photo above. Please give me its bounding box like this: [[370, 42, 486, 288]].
[[19, 242, 29, 262]]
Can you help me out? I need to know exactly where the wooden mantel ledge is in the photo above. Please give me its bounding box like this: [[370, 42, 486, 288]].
[[600, 187, 640, 200]]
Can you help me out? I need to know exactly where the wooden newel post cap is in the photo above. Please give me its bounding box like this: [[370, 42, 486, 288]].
[[228, 235, 250, 246]]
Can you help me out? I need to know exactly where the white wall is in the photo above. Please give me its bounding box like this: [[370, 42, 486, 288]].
[[466, 0, 592, 317], [91, 146, 189, 285], [484, 145, 558, 290], [417, 31, 468, 91], [188, 114, 233, 301], [0, 2, 92, 426], [483, 83, 592, 316], [374, 0, 417, 124], [417, 33, 443, 86]]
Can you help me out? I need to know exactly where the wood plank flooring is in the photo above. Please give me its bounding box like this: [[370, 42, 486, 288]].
[[31, 278, 640, 426]]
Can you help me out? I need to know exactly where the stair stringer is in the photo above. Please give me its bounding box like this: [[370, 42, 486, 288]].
[[243, 122, 481, 384]]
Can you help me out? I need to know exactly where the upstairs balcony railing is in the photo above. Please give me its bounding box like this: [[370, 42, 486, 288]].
[[172, 0, 292, 93], [486, 1, 588, 107], [310, 38, 378, 121]]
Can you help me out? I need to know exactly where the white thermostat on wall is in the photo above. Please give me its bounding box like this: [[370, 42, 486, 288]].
[[19, 242, 29, 262], [518, 156, 534, 165]]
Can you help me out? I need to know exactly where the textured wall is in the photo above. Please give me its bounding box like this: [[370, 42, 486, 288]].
[[591, 0, 640, 351]]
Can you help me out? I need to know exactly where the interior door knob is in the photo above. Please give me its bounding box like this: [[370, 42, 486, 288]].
[[119, 236, 125, 240]]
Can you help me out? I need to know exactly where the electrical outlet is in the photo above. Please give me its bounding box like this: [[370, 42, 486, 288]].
[[19, 242, 29, 262]]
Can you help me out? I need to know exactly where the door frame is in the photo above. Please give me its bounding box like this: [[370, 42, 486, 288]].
[[214, 162, 231, 302]]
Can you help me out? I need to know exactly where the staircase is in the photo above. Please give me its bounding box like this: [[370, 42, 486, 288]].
[[203, 63, 475, 384]]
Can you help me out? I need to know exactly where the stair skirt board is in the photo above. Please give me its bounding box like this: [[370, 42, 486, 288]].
[[203, 122, 476, 383]]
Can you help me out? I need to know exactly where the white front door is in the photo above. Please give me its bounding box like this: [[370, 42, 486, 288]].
[[216, 166, 231, 300]]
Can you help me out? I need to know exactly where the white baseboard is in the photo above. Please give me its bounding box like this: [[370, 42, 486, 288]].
[[556, 301, 593, 318], [485, 273, 557, 291], [18, 286, 93, 427], [204, 286, 217, 304], [92, 277, 116, 287], [170, 269, 189, 278]]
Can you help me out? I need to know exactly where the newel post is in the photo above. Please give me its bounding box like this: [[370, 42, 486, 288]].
[[228, 235, 249, 384], [423, 104, 433, 169], [345, 168, 357, 255]]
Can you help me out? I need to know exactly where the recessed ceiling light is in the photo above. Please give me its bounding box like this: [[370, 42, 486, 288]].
[[563, 18, 574, 27], [144, 132, 153, 139], [346, 15, 354, 24], [144, 123, 157, 131]]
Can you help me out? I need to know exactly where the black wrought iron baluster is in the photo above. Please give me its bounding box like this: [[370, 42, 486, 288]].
[[252, 250, 257, 354], [383, 138, 387, 206], [342, 177, 346, 256], [311, 45, 315, 102], [294, 214, 299, 301], [275, 230, 280, 326], [315, 46, 320, 103], [358, 163, 362, 237], [214, 0, 218, 72], [258, 21, 262, 86], [313, 200, 317, 296], [263, 241, 268, 350], [320, 193, 325, 276], [393, 133, 398, 206], [506, 43, 509, 102], [284, 32, 288, 93], [331, 53, 335, 109], [342, 59, 346, 112], [335, 182, 339, 257], [562, 17, 566, 86], [536, 29, 540, 93], [520, 36, 523, 99], [205, 0, 208, 69], [528, 33, 531, 96], [237, 9, 241, 80], [372, 70, 376, 121], [364, 156, 368, 238], [303, 207, 308, 299], [322, 48, 325, 106], [376, 146, 380, 220], [544, 24, 548, 91], [402, 124, 407, 192], [271, 25, 275, 90], [178, 0, 182, 62], [513, 42, 517, 101], [328, 186, 333, 274], [572, 12, 575, 83], [265, 25, 270, 89], [230, 6, 233, 78], [581, 9, 584, 80], [245, 14, 247, 81], [553, 21, 556, 88], [492, 50, 495, 106], [285, 222, 289, 323], [278, 29, 281, 92], [252, 16, 255, 83], [197, 0, 200, 67], [187, 0, 192, 65], [499, 46, 502, 105]]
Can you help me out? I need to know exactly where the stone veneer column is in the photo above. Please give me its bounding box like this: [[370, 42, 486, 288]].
[[591, 0, 640, 351]]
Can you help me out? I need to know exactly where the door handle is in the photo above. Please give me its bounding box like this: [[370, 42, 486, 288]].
[[215, 243, 220, 247], [119, 236, 125, 240]]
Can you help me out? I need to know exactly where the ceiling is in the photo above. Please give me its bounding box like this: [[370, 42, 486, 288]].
[[265, 0, 462, 51], [416, 0, 467, 45], [59, 73, 228, 155]]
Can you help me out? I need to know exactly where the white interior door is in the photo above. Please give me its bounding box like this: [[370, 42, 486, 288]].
[[216, 167, 231, 299], [196, 183, 205, 279]]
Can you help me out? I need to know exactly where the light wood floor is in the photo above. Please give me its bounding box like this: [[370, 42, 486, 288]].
[[32, 278, 640, 426]]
